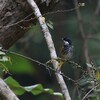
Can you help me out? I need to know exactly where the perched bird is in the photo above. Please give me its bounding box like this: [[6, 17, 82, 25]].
[[57, 37, 73, 71]]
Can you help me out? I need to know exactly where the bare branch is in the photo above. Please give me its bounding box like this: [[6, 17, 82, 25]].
[[74, 0, 85, 39], [88, 0, 100, 36], [27, 0, 71, 100], [0, 0, 31, 49], [0, 78, 19, 100], [0, 6, 80, 29], [74, 0, 91, 74], [82, 83, 100, 100]]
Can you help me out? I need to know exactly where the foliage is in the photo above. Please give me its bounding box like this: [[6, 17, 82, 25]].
[[0, 47, 10, 74], [77, 63, 100, 100], [5, 76, 63, 99], [0, 0, 100, 100], [47, 20, 54, 29], [4, 53, 35, 74]]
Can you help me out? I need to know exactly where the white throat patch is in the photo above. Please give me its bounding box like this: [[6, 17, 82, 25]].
[[64, 40, 69, 45]]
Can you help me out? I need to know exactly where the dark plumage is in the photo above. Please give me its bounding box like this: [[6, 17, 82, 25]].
[[57, 37, 73, 71], [61, 37, 73, 60]]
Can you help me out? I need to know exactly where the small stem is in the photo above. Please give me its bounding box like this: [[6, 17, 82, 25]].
[[82, 83, 100, 100]]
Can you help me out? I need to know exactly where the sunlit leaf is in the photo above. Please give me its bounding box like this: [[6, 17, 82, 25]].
[[3, 53, 35, 74], [47, 21, 54, 29], [86, 63, 93, 68], [44, 88, 53, 94], [48, 20, 53, 25], [53, 92, 64, 99], [5, 76, 25, 95], [0, 51, 5, 55], [2, 56, 9, 62], [24, 84, 43, 95], [5, 76, 63, 99], [78, 3, 85, 6]]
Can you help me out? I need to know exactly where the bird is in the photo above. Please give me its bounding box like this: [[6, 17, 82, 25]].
[[57, 37, 73, 71]]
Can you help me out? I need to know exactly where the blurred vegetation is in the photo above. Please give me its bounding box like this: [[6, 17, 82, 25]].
[[0, 0, 100, 100]]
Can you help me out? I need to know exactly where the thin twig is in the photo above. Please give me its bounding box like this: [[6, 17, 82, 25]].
[[0, 5, 81, 29], [23, 6, 81, 22], [0, 12, 34, 29], [2, 49, 77, 83], [2, 49, 54, 71], [74, 0, 91, 75], [76, 86, 81, 100], [88, 0, 100, 36], [82, 83, 100, 100], [74, 0, 90, 62], [74, 0, 85, 39], [74, 0, 90, 63], [60, 73, 76, 83]]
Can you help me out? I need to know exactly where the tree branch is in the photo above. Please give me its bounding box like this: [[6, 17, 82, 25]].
[[88, 0, 100, 36], [27, 0, 71, 100], [0, 78, 19, 100], [82, 83, 100, 100], [0, 0, 31, 49], [74, 0, 90, 70], [0, 0, 57, 49], [74, 0, 85, 39]]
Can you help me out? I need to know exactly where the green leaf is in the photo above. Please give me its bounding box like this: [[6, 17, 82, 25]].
[[44, 88, 53, 94], [47, 21, 54, 29], [53, 92, 63, 97], [24, 84, 43, 95], [4, 53, 35, 74], [4, 76, 25, 95], [5, 76, 63, 99], [48, 20, 53, 25], [44, 89, 63, 99]]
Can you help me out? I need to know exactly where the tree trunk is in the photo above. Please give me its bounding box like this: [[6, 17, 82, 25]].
[[0, 0, 57, 49], [0, 0, 31, 49]]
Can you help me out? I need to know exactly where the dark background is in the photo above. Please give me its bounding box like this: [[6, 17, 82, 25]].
[[2, 0, 100, 100]]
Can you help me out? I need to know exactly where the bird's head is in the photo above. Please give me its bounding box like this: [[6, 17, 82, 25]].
[[62, 37, 72, 45]]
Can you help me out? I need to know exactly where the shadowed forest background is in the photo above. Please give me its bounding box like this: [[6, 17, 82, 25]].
[[0, 0, 100, 100]]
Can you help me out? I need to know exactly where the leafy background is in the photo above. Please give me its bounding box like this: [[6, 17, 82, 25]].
[[0, 0, 100, 100]]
